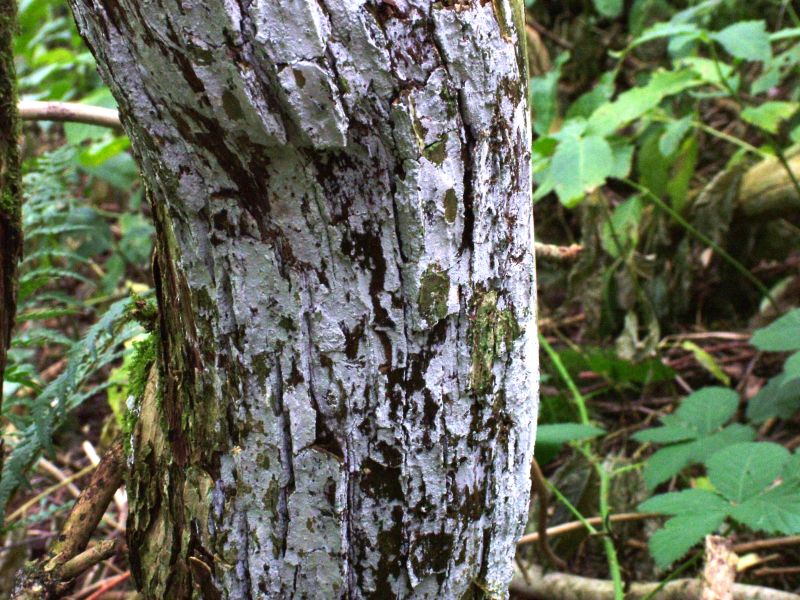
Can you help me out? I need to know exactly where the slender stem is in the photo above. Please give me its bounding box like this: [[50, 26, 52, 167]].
[[545, 480, 598, 535], [539, 333, 589, 425], [599, 465, 625, 599]]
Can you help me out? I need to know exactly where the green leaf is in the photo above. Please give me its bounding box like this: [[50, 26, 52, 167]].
[[639, 488, 729, 515], [707, 442, 789, 503], [536, 423, 606, 446], [681, 341, 730, 386], [631, 22, 702, 48], [731, 484, 800, 534], [746, 372, 800, 423], [593, 0, 622, 18], [648, 513, 726, 568], [529, 53, 570, 136], [741, 102, 799, 135], [640, 423, 754, 489], [751, 309, 800, 351], [549, 134, 614, 207], [588, 69, 702, 137], [673, 387, 739, 433], [600, 196, 642, 258], [659, 116, 693, 157], [711, 21, 772, 62]]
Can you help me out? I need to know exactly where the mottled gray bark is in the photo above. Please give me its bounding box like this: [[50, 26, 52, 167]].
[[67, 1, 537, 598]]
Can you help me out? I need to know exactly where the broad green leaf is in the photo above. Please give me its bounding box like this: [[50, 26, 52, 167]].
[[609, 140, 634, 180], [730, 484, 800, 534], [593, 0, 622, 18], [641, 442, 696, 489], [566, 72, 616, 119], [550, 134, 614, 207], [673, 387, 739, 433], [529, 53, 570, 136], [666, 135, 697, 212], [741, 102, 799, 135], [751, 309, 800, 351], [536, 423, 606, 446], [707, 442, 789, 503], [659, 116, 693, 157], [648, 513, 726, 568], [785, 353, 800, 380], [676, 57, 740, 90], [639, 488, 729, 515], [746, 372, 800, 423], [711, 21, 772, 62], [640, 423, 754, 489], [588, 69, 702, 137]]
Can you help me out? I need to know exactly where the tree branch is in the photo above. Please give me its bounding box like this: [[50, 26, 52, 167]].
[[18, 100, 121, 128]]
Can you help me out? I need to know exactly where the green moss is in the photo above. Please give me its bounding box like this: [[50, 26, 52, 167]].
[[444, 188, 458, 223], [469, 290, 520, 395], [418, 264, 450, 323], [122, 333, 158, 453], [422, 135, 448, 165]]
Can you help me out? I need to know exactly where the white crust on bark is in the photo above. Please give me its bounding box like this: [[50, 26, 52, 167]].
[[69, 0, 537, 597]]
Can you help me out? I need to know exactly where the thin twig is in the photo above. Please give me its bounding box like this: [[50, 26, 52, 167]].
[[518, 512, 662, 546], [18, 101, 121, 128]]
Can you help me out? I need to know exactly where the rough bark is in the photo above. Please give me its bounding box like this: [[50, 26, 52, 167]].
[[67, 1, 537, 598], [0, 0, 22, 415]]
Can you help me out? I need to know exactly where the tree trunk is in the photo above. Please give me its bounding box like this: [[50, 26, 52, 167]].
[[67, 1, 537, 597], [0, 0, 22, 460]]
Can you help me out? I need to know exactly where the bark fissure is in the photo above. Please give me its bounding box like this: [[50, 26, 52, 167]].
[[68, 1, 537, 597]]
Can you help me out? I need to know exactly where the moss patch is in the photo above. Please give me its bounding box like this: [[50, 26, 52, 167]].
[[418, 264, 450, 323], [469, 290, 520, 395]]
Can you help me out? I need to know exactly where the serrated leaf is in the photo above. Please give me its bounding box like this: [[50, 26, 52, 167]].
[[642, 442, 696, 489], [648, 513, 726, 568], [641, 424, 754, 489], [741, 102, 799, 135], [751, 309, 800, 351], [746, 372, 800, 423], [707, 442, 789, 503], [711, 21, 772, 62], [674, 387, 740, 434], [639, 488, 729, 514], [536, 423, 606, 446], [730, 484, 800, 534]]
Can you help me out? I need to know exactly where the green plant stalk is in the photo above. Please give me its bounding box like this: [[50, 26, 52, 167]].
[[624, 178, 777, 310], [540, 334, 623, 596], [599, 465, 624, 599], [545, 479, 598, 535], [539, 333, 589, 425]]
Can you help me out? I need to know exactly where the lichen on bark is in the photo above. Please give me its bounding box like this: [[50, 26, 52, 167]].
[[67, 0, 538, 597]]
